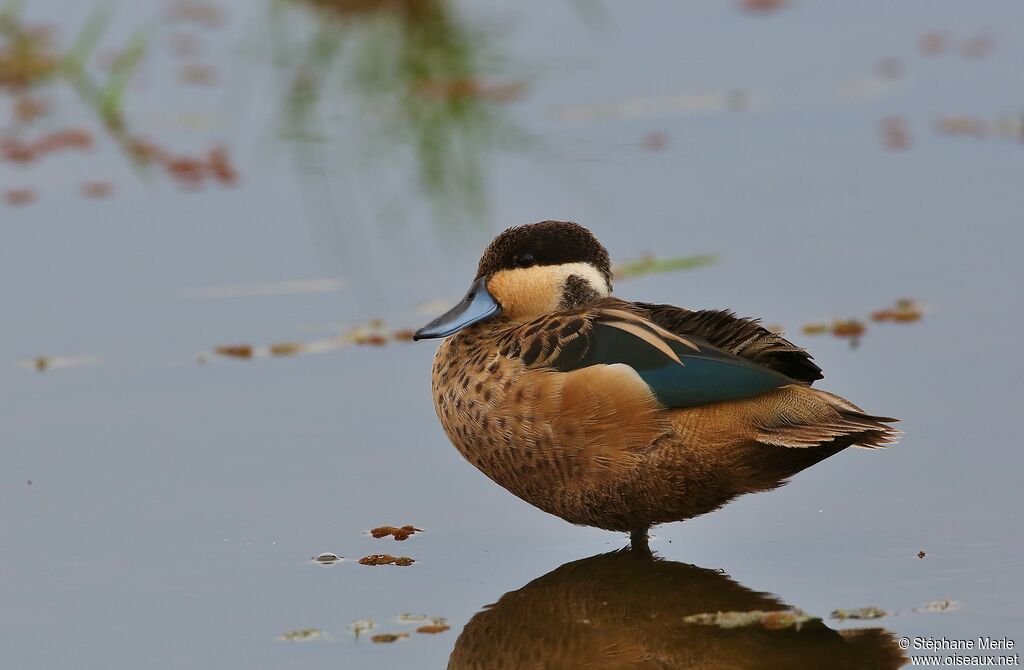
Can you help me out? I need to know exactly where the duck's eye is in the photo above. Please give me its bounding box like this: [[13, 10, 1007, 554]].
[[515, 253, 535, 268]]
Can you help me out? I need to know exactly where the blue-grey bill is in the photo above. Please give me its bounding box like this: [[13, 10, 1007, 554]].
[[413, 276, 502, 340]]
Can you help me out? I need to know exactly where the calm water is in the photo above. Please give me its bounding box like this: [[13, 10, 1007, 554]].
[[2, 1, 1022, 667]]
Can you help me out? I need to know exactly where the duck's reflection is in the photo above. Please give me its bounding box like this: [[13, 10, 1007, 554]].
[[449, 547, 905, 670]]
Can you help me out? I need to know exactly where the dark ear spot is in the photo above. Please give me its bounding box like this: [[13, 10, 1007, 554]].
[[560, 274, 600, 309]]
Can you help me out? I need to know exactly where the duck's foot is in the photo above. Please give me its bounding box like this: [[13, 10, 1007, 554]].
[[629, 528, 650, 551]]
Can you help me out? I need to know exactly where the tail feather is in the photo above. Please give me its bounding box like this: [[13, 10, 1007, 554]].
[[754, 386, 900, 450]]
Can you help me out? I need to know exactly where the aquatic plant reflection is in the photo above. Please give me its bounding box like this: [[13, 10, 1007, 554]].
[[273, 0, 527, 232], [448, 547, 905, 670]]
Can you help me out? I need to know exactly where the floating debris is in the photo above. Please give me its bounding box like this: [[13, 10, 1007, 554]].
[[961, 33, 995, 60], [613, 254, 717, 280], [0, 128, 94, 165], [370, 632, 409, 644], [879, 116, 910, 151], [207, 146, 238, 184], [20, 355, 98, 372], [269, 342, 303, 357], [13, 95, 50, 123], [642, 131, 669, 151], [870, 298, 923, 323], [278, 628, 324, 642], [353, 333, 388, 347], [311, 552, 343, 565], [739, 0, 788, 13], [918, 31, 949, 56], [0, 23, 62, 90], [917, 550, 927, 559], [935, 115, 988, 138], [801, 322, 829, 336], [349, 619, 377, 639], [4, 187, 35, 205], [214, 344, 254, 359], [391, 329, 416, 342], [915, 599, 959, 613], [830, 607, 888, 621], [81, 181, 113, 198], [683, 608, 819, 630], [370, 525, 422, 541], [359, 554, 415, 567], [830, 318, 866, 340], [395, 613, 434, 624], [205, 322, 404, 362], [416, 624, 450, 634]]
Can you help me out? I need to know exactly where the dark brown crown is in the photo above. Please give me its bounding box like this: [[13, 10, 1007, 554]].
[[475, 221, 612, 289]]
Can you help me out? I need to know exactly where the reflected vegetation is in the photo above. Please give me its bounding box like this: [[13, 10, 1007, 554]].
[[448, 547, 905, 670], [0, 1, 238, 196], [271, 0, 528, 231]]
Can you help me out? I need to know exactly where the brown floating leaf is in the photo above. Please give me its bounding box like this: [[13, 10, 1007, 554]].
[[961, 33, 995, 60], [830, 607, 888, 621], [13, 95, 50, 123], [354, 333, 389, 346], [416, 624, 450, 634], [269, 342, 303, 357], [370, 632, 409, 643], [370, 525, 422, 541], [880, 116, 911, 151], [642, 131, 669, 151], [872, 299, 923, 323], [830, 319, 865, 339], [214, 344, 254, 359], [739, 0, 787, 13], [5, 188, 35, 205], [918, 31, 949, 56], [935, 115, 988, 138], [81, 181, 113, 198], [359, 554, 415, 567], [207, 146, 238, 185]]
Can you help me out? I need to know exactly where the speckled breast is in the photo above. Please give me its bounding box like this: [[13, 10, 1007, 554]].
[[428, 322, 673, 529]]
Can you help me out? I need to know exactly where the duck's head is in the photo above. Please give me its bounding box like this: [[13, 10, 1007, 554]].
[[414, 220, 612, 340]]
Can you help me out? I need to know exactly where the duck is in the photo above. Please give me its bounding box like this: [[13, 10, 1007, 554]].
[[414, 220, 898, 546]]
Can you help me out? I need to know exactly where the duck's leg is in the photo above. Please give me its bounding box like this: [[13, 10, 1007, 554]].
[[629, 528, 650, 551]]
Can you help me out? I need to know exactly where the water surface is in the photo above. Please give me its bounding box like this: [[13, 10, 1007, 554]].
[[2, 1, 1022, 667]]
